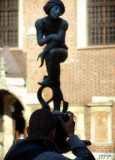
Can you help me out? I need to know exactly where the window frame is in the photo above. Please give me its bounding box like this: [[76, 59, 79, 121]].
[[0, 0, 23, 49], [77, 0, 115, 49], [0, 0, 19, 48], [87, 1, 115, 46]]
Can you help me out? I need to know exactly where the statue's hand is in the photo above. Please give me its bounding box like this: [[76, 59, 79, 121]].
[[37, 52, 46, 67], [37, 53, 41, 61], [48, 34, 59, 41]]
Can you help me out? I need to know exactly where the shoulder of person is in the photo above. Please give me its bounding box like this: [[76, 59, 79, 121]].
[[60, 19, 68, 30], [35, 17, 46, 29], [33, 150, 70, 160]]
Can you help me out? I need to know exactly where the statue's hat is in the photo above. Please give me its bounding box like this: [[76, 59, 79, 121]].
[[44, 0, 65, 15]]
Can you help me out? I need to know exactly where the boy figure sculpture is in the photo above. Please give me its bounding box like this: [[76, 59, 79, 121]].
[[35, 0, 68, 85], [35, 0, 68, 110]]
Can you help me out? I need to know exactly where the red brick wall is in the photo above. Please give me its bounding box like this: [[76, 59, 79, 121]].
[[61, 48, 115, 103]]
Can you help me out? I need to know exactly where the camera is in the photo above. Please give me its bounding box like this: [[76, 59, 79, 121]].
[[52, 110, 70, 153]]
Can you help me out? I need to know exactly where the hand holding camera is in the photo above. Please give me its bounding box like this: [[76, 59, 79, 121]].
[[58, 111, 75, 137], [53, 110, 91, 153], [52, 110, 74, 153]]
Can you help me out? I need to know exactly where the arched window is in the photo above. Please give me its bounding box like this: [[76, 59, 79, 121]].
[[88, 0, 115, 45], [0, 0, 18, 47]]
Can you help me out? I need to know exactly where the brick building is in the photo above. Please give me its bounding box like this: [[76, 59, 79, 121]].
[[0, 0, 115, 159]]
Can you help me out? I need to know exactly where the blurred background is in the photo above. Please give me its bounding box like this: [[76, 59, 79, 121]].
[[0, 0, 115, 159]]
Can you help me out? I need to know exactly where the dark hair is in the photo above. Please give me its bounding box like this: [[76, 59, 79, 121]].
[[29, 109, 57, 137], [43, 0, 65, 16]]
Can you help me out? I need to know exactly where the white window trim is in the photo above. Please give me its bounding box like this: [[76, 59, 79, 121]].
[[18, 0, 23, 49], [77, 0, 87, 48]]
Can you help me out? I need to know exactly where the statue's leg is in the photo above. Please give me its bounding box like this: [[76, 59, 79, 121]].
[[53, 64, 61, 110], [53, 91, 61, 110], [48, 48, 68, 81], [48, 48, 68, 110]]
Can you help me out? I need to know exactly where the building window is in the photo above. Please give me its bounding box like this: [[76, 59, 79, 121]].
[[88, 0, 115, 45], [0, 0, 18, 47]]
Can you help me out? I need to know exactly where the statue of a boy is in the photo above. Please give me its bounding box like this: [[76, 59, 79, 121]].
[[35, 0, 68, 86], [35, 0, 68, 110]]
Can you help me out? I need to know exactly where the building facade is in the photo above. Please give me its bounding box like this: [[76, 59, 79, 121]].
[[0, 0, 115, 159]]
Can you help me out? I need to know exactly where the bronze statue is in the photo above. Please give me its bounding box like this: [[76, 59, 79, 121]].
[[35, 0, 68, 112]]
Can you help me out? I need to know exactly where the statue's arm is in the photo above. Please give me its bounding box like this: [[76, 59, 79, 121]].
[[43, 20, 68, 52], [35, 19, 68, 49], [43, 40, 58, 52], [35, 20, 51, 46], [50, 20, 68, 41], [58, 20, 68, 40]]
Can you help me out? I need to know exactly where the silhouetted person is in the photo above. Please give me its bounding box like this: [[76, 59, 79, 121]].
[[4, 109, 95, 160]]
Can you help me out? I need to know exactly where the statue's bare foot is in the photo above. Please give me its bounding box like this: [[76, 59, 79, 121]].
[[38, 77, 54, 86]]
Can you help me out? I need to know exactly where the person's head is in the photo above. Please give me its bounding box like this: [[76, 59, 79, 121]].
[[27, 109, 57, 140], [44, 0, 65, 19]]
